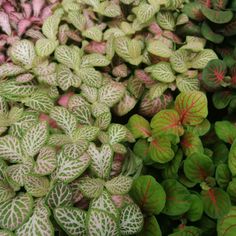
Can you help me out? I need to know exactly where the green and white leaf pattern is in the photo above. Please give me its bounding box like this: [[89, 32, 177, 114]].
[[0, 180, 15, 203], [35, 38, 58, 57]]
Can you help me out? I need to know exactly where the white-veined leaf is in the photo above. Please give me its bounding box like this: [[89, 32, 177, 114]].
[[91, 102, 110, 118], [0, 63, 26, 78], [21, 122, 48, 157], [73, 126, 99, 142], [15, 203, 54, 236], [133, 3, 157, 23], [67, 11, 86, 31], [0, 181, 15, 204], [80, 84, 98, 104], [50, 106, 77, 137], [156, 11, 175, 31], [87, 143, 113, 179], [0, 193, 33, 231], [55, 152, 90, 183], [48, 134, 72, 146], [176, 75, 200, 92], [35, 38, 58, 57], [82, 26, 103, 42], [0, 135, 23, 163], [105, 176, 133, 195], [71, 105, 92, 125], [108, 124, 127, 144], [95, 112, 111, 130], [62, 142, 89, 159], [54, 207, 87, 236], [46, 182, 72, 209], [81, 53, 110, 67], [147, 40, 173, 58], [24, 175, 50, 197], [0, 229, 14, 236], [78, 176, 104, 198], [42, 14, 61, 40], [120, 204, 144, 235], [170, 49, 189, 73], [57, 64, 76, 91], [9, 40, 36, 68], [34, 146, 57, 175]]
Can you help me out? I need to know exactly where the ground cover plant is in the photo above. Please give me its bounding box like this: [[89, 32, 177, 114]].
[[0, 0, 236, 235]]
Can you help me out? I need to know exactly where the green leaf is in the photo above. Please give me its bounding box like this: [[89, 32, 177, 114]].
[[148, 138, 175, 163], [127, 114, 151, 139], [0, 181, 15, 204], [201, 188, 231, 219], [181, 36, 206, 52], [55, 45, 81, 70], [15, 203, 54, 236], [46, 182, 72, 209], [191, 49, 218, 69], [147, 40, 173, 58], [50, 106, 77, 137], [213, 90, 233, 109], [169, 226, 202, 236], [81, 53, 110, 67], [90, 190, 118, 218], [120, 204, 144, 235], [24, 175, 50, 197], [23, 91, 54, 113], [133, 3, 157, 24], [35, 38, 58, 57], [184, 153, 214, 183], [162, 179, 191, 216], [137, 216, 162, 236], [87, 143, 113, 179], [151, 109, 184, 137], [0, 63, 26, 78], [73, 126, 99, 142], [0, 229, 14, 236], [53, 207, 86, 236], [82, 26, 103, 42], [0, 193, 33, 231], [186, 194, 204, 222], [87, 209, 119, 236], [156, 11, 175, 31], [228, 139, 236, 176], [95, 112, 111, 130], [78, 177, 104, 198], [108, 124, 127, 144], [98, 82, 125, 107], [55, 152, 90, 183], [0, 135, 23, 163], [148, 83, 168, 100], [176, 74, 200, 92], [42, 14, 61, 40], [175, 91, 208, 125], [216, 164, 231, 189], [130, 175, 166, 215], [170, 49, 189, 73], [201, 6, 233, 24], [217, 206, 236, 236], [181, 132, 204, 157], [34, 146, 57, 176], [145, 62, 175, 83], [215, 121, 236, 144], [21, 122, 48, 157], [10, 40, 36, 68], [105, 176, 133, 195]]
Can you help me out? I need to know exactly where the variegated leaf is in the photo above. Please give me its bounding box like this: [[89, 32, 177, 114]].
[[78, 176, 104, 198], [105, 176, 133, 195], [15, 203, 54, 236], [80, 84, 98, 104], [0, 135, 23, 163], [35, 38, 59, 57], [55, 152, 90, 183], [108, 124, 127, 144], [34, 146, 57, 175], [120, 204, 144, 235], [55, 45, 81, 70], [71, 105, 92, 125], [77, 68, 103, 88], [156, 11, 175, 31], [48, 134, 72, 146], [147, 40, 172, 58], [53, 207, 87, 236], [50, 106, 77, 137], [82, 26, 103, 42], [46, 182, 72, 209], [90, 190, 119, 218], [95, 112, 111, 130], [81, 53, 110, 67], [92, 102, 110, 118], [87, 143, 113, 179], [87, 209, 119, 236], [170, 49, 189, 73], [67, 11, 86, 31], [57, 64, 76, 91], [0, 229, 14, 236], [133, 3, 157, 24], [24, 175, 50, 197], [0, 181, 15, 204], [114, 36, 131, 61], [16, 73, 34, 83], [42, 14, 61, 40], [73, 126, 99, 142], [9, 40, 36, 68], [0, 193, 33, 231], [0, 63, 26, 78], [21, 122, 48, 157], [176, 75, 200, 92], [22, 91, 54, 113], [62, 142, 89, 159]]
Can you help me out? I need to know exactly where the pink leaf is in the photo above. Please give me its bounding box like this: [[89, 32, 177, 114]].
[[2, 2, 15, 14], [21, 3, 32, 19], [32, 0, 45, 17], [40, 5, 52, 20], [84, 41, 106, 54], [149, 22, 163, 38], [58, 92, 74, 108], [39, 113, 58, 128], [0, 53, 5, 64], [66, 30, 82, 42], [0, 11, 12, 35], [9, 12, 23, 23], [17, 19, 31, 36], [135, 69, 155, 86]]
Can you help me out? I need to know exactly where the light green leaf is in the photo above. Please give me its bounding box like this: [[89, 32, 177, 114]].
[[0, 181, 15, 204], [0, 63, 26, 78], [156, 11, 175, 31], [35, 38, 58, 57], [81, 53, 110, 67], [73, 126, 99, 142], [147, 40, 172, 58], [133, 3, 157, 23], [0, 193, 33, 231], [228, 139, 236, 176], [62, 142, 89, 159], [170, 49, 189, 73], [42, 14, 61, 40], [108, 124, 127, 144], [82, 26, 103, 42], [54, 207, 87, 236], [21, 122, 48, 157]]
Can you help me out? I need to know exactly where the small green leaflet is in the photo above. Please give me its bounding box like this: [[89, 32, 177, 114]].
[[0, 193, 33, 231], [0, 180, 15, 204], [120, 204, 144, 235], [54, 207, 87, 236], [215, 121, 236, 144]]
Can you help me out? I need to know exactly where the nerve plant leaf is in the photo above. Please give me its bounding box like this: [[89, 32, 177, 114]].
[[215, 121, 236, 144], [130, 175, 166, 215], [228, 139, 236, 176]]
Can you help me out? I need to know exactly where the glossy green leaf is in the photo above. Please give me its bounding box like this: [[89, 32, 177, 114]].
[[186, 194, 204, 222], [228, 139, 236, 176], [215, 121, 236, 144]]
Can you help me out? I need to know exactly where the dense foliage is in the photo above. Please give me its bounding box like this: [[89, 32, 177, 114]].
[[0, 0, 236, 235]]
